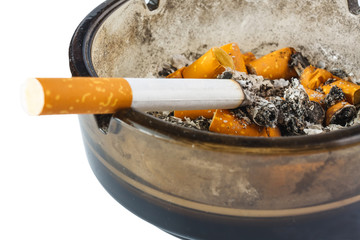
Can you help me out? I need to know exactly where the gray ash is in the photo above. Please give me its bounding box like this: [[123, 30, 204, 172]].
[[147, 111, 211, 131], [244, 97, 278, 127], [157, 54, 194, 77], [324, 86, 346, 108], [271, 80, 325, 136], [230, 108, 251, 123], [289, 52, 310, 75], [330, 69, 348, 79], [158, 64, 177, 77]]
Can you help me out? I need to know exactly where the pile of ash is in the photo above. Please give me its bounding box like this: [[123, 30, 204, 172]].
[[148, 48, 360, 137]]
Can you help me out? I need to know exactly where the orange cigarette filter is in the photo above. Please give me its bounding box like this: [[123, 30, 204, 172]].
[[304, 88, 326, 106], [24, 77, 132, 115], [209, 109, 269, 137], [325, 101, 354, 126], [242, 52, 256, 65], [300, 65, 341, 90], [265, 127, 282, 137], [174, 109, 215, 120], [220, 43, 247, 73], [246, 47, 298, 80], [166, 66, 185, 78], [321, 79, 360, 105], [182, 47, 235, 79]]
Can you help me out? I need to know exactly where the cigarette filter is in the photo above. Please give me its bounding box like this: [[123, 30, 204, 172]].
[[246, 47, 298, 80], [242, 52, 256, 65], [209, 109, 269, 137], [220, 43, 247, 73], [265, 126, 282, 137], [321, 79, 360, 105], [24, 77, 245, 115], [182, 47, 235, 78], [300, 66, 341, 90]]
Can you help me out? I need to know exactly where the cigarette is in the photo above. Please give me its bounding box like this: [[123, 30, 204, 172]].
[[242, 52, 256, 65], [220, 43, 247, 73], [300, 65, 341, 90], [208, 109, 269, 137], [173, 109, 215, 120], [321, 79, 360, 105], [246, 47, 298, 80], [182, 47, 235, 78], [325, 101, 357, 126], [23, 77, 245, 115]]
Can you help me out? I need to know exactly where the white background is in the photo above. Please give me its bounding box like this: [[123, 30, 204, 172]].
[[1, 1, 176, 239]]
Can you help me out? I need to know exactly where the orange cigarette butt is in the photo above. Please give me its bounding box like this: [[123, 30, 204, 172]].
[[174, 109, 215, 120], [321, 80, 360, 105], [220, 43, 247, 73], [24, 77, 133, 115], [325, 101, 357, 126], [209, 109, 268, 137], [166, 66, 185, 78], [242, 52, 256, 65], [265, 127, 282, 137], [182, 47, 235, 79], [304, 88, 326, 106], [300, 66, 341, 90], [246, 47, 298, 80]]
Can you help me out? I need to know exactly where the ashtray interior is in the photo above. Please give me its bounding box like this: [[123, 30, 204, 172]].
[[92, 0, 360, 79]]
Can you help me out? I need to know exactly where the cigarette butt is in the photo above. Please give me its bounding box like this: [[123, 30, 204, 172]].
[[300, 66, 341, 90], [242, 52, 256, 65], [304, 88, 326, 106], [23, 77, 245, 115], [220, 43, 247, 73], [321, 79, 360, 105], [325, 101, 357, 126], [182, 47, 235, 79], [246, 47, 298, 80], [265, 126, 282, 137], [174, 109, 215, 120], [166, 66, 185, 78], [209, 109, 268, 137], [308, 101, 326, 125], [24, 77, 133, 115]]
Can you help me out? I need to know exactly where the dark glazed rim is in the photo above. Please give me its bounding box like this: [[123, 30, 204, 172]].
[[69, 0, 360, 150]]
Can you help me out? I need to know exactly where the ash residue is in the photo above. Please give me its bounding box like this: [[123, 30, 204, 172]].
[[151, 53, 360, 136], [147, 111, 211, 131], [324, 86, 345, 108], [270, 80, 325, 135]]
